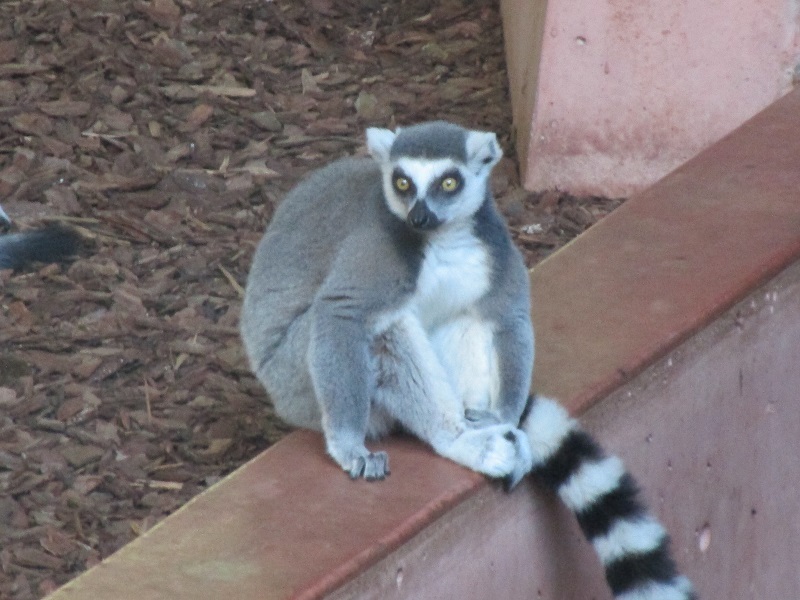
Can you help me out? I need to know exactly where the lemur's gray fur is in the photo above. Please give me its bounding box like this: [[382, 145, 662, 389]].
[[242, 121, 534, 483], [240, 122, 696, 600]]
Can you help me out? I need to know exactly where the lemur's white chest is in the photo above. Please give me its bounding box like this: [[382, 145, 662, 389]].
[[411, 227, 491, 329]]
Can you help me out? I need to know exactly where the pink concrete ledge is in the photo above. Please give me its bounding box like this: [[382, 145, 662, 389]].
[[45, 431, 487, 600], [48, 88, 800, 600]]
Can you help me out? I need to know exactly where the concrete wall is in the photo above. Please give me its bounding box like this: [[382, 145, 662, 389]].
[[581, 261, 800, 599], [501, 0, 800, 196]]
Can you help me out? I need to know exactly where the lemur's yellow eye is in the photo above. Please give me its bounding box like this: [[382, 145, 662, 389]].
[[441, 177, 459, 192], [395, 177, 411, 192]]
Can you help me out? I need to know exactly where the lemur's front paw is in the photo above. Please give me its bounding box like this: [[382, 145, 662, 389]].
[[441, 424, 532, 481], [502, 427, 533, 491], [328, 443, 390, 481], [346, 451, 390, 481], [327, 435, 391, 481]]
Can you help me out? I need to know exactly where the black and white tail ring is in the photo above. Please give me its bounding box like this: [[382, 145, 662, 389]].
[[519, 395, 697, 600]]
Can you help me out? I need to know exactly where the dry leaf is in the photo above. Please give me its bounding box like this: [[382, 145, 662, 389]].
[[182, 103, 214, 131], [38, 100, 91, 117], [235, 160, 279, 178], [10, 113, 53, 136], [189, 84, 255, 98], [301, 68, 321, 94], [141, 0, 181, 25]]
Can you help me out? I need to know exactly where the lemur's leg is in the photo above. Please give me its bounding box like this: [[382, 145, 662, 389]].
[[309, 295, 389, 481], [371, 312, 531, 480]]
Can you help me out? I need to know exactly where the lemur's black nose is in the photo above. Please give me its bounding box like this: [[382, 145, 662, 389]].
[[407, 200, 440, 231]]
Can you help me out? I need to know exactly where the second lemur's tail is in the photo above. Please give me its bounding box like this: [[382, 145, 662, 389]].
[[519, 395, 697, 600], [0, 225, 81, 271]]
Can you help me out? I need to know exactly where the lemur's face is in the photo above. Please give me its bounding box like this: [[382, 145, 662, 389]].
[[366, 123, 502, 232], [382, 157, 481, 231]]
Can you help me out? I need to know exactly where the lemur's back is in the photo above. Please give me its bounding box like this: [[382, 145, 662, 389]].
[[241, 158, 383, 372]]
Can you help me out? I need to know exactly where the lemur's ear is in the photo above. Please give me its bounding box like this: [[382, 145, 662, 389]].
[[465, 130, 502, 172], [366, 128, 396, 163]]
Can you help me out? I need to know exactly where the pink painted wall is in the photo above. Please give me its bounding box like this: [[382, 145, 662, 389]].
[[501, 0, 800, 196], [581, 261, 800, 599]]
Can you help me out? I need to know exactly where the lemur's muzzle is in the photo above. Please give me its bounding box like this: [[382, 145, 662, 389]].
[[407, 200, 441, 231]]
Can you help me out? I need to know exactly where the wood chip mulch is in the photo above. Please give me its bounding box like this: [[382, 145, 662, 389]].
[[0, 1, 624, 597]]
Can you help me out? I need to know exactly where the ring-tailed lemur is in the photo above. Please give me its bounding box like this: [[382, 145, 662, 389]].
[[240, 121, 696, 600], [0, 205, 80, 271]]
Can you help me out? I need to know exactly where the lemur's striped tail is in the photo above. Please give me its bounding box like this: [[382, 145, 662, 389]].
[[519, 395, 697, 600]]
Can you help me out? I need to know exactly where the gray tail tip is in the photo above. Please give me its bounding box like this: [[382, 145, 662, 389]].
[[38, 223, 83, 256], [1, 224, 83, 271]]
